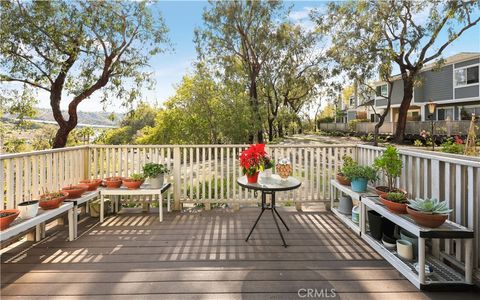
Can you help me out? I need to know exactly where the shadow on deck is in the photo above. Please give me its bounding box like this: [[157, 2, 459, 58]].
[[1, 207, 478, 299]]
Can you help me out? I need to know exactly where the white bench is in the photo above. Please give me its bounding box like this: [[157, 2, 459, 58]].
[[0, 202, 75, 243], [64, 190, 100, 238]]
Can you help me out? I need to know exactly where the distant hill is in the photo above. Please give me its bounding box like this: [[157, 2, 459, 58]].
[[4, 108, 124, 127]]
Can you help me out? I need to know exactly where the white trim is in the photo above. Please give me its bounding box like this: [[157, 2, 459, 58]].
[[420, 97, 480, 105]]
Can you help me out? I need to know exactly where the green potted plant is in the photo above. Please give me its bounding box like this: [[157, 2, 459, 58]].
[[123, 173, 146, 190], [373, 145, 405, 197], [143, 163, 169, 189], [380, 192, 408, 214], [337, 155, 356, 185], [261, 156, 275, 178], [39, 190, 68, 209], [342, 164, 378, 192], [407, 198, 453, 228]]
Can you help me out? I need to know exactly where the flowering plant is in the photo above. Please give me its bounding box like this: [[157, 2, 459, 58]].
[[239, 144, 267, 176]]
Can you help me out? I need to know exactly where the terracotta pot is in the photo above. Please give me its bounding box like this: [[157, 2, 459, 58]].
[[375, 186, 407, 198], [62, 185, 87, 199], [406, 206, 448, 228], [104, 177, 123, 189], [79, 179, 102, 191], [246, 172, 259, 183], [336, 173, 351, 185], [39, 192, 68, 209], [122, 179, 144, 190], [380, 195, 408, 214], [0, 209, 20, 230]]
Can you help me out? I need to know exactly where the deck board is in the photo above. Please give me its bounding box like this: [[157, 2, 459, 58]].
[[1, 208, 478, 299]]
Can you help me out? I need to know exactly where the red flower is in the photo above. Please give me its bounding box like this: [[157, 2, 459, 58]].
[[239, 144, 267, 175], [454, 135, 463, 144]]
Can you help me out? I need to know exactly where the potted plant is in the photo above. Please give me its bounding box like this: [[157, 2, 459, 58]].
[[239, 144, 266, 183], [18, 200, 39, 219], [337, 155, 356, 185], [123, 173, 146, 190], [380, 192, 408, 214], [62, 184, 88, 199], [104, 177, 123, 189], [39, 190, 68, 209], [0, 209, 20, 230], [407, 198, 453, 228], [373, 145, 405, 197], [261, 156, 275, 178], [342, 165, 378, 192], [79, 179, 102, 191], [143, 163, 169, 189]]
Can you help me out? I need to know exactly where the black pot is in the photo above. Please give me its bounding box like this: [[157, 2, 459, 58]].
[[382, 218, 395, 236], [368, 210, 383, 240]]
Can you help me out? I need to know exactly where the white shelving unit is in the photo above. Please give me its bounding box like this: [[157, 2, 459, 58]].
[[329, 179, 377, 235]]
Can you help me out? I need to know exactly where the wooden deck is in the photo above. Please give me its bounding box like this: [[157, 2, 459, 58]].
[[1, 207, 478, 299]]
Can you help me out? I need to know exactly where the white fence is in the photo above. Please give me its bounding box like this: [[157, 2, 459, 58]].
[[1, 143, 479, 271]]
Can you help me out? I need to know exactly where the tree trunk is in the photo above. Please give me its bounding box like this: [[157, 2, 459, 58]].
[[394, 77, 414, 143], [249, 79, 264, 143], [268, 118, 274, 142], [52, 125, 74, 148], [278, 123, 284, 137]]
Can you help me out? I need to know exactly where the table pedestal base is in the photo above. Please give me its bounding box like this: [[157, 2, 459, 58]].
[[245, 191, 289, 247]]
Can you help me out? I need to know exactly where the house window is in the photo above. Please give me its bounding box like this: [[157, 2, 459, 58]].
[[349, 96, 355, 107], [376, 84, 388, 97], [454, 66, 479, 87], [460, 106, 480, 120], [437, 107, 454, 121]]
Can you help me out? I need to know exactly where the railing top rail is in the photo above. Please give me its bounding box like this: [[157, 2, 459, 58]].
[[0, 145, 89, 160], [359, 144, 480, 167], [89, 144, 358, 149]]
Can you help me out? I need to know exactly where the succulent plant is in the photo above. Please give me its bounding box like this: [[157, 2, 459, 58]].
[[408, 198, 453, 215], [385, 192, 407, 203]]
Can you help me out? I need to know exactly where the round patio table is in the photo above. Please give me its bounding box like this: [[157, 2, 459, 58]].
[[237, 174, 301, 247]]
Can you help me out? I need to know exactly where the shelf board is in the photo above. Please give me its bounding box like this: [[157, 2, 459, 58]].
[[362, 232, 471, 290], [362, 196, 473, 239], [331, 207, 361, 235]]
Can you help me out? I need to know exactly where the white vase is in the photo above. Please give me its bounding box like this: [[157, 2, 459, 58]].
[[149, 174, 164, 189], [18, 200, 39, 219]]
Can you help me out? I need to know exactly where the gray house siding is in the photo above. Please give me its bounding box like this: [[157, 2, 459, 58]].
[[454, 58, 480, 68], [455, 85, 479, 99], [414, 86, 424, 102], [347, 111, 357, 121], [390, 80, 404, 105], [375, 99, 388, 107], [419, 64, 453, 102]]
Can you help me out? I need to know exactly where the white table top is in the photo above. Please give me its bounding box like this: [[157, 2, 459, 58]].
[[237, 175, 301, 192]]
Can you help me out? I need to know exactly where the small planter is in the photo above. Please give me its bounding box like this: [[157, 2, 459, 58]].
[[246, 172, 260, 183], [382, 233, 397, 250], [375, 186, 407, 198], [351, 178, 368, 192], [0, 209, 20, 230], [62, 185, 87, 199], [18, 200, 39, 219], [351, 206, 360, 224], [380, 195, 408, 214], [149, 174, 164, 189], [367, 210, 383, 240], [338, 195, 353, 215], [336, 173, 351, 185], [400, 229, 418, 258], [397, 239, 413, 261], [104, 177, 123, 189], [39, 192, 68, 209], [79, 179, 102, 191], [382, 218, 396, 237], [123, 178, 144, 190], [406, 206, 448, 228]]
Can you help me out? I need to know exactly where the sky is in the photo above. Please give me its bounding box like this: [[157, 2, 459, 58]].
[[35, 0, 480, 113]]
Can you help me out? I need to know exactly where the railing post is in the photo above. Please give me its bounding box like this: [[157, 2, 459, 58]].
[[84, 146, 90, 180], [173, 146, 181, 211]]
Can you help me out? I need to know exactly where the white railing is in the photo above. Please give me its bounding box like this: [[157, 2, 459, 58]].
[[358, 144, 480, 273], [1, 143, 478, 271], [87, 144, 357, 209], [0, 146, 89, 209]]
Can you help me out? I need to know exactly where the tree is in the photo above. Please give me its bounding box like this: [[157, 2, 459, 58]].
[[195, 0, 287, 143], [0, 0, 168, 148], [260, 23, 323, 141], [316, 0, 480, 142]]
